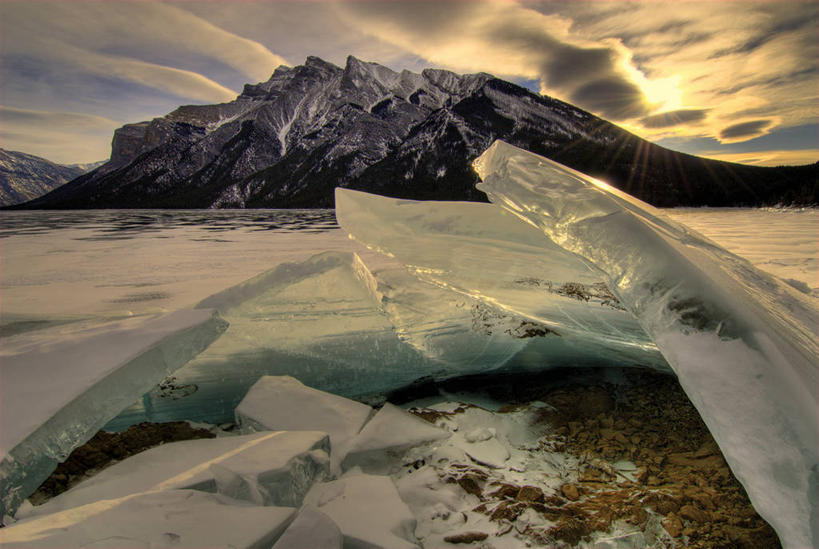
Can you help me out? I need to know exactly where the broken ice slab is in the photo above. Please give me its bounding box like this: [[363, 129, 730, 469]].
[[304, 472, 419, 549], [0, 490, 295, 548], [236, 376, 372, 454], [110, 249, 603, 430], [109, 204, 668, 431], [106, 251, 439, 429], [21, 430, 329, 519], [474, 140, 819, 549], [341, 403, 449, 472], [272, 505, 344, 549], [335, 188, 669, 369], [0, 309, 227, 520]]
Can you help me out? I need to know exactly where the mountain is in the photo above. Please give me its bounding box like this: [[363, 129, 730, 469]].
[[15, 56, 817, 209], [0, 149, 108, 207], [68, 160, 107, 173]]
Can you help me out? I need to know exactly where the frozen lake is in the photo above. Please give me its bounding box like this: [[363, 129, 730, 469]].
[[1, 207, 816, 331], [1, 187, 816, 547]]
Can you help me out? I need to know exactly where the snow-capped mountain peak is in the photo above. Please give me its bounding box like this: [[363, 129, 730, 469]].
[[16, 56, 816, 209]]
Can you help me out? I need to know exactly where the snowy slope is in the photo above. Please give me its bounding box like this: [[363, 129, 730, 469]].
[[0, 149, 89, 206]]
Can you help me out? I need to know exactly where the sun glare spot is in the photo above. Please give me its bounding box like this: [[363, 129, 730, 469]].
[[641, 75, 684, 111]]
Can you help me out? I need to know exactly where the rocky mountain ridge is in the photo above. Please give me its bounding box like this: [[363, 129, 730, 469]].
[[15, 56, 817, 209]]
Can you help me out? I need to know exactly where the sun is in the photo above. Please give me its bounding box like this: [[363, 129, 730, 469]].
[[641, 75, 684, 112]]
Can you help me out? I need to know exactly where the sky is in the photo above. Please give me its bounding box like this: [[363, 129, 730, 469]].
[[0, 0, 817, 166]]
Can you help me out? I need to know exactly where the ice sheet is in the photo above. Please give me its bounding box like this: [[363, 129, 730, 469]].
[[112, 245, 641, 430], [341, 403, 450, 472], [667, 208, 818, 298], [473, 140, 819, 549], [273, 505, 344, 549], [0, 309, 227, 519]]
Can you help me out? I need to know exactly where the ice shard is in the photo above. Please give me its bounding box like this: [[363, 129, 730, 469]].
[[0, 309, 227, 520], [473, 140, 819, 549]]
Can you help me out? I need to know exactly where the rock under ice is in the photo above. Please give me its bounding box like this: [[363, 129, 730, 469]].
[[471, 140, 819, 549]]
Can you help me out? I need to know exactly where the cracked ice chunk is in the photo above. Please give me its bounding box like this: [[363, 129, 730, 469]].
[[0, 309, 227, 519], [236, 376, 372, 453], [272, 505, 343, 549], [304, 473, 419, 549], [342, 403, 449, 472], [474, 140, 819, 549], [0, 490, 295, 548], [22, 431, 329, 518]]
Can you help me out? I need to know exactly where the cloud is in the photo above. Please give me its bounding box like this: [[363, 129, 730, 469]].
[[700, 149, 819, 167], [335, 1, 653, 120], [1, 0, 815, 163], [546, 1, 818, 143], [641, 109, 709, 129], [0, 107, 119, 163], [0, 107, 118, 129], [180, 2, 426, 74], [720, 120, 774, 141], [0, 1, 294, 161], [571, 78, 650, 120], [0, 2, 288, 105]]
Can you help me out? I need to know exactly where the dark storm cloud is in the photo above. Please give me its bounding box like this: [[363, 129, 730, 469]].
[[540, 44, 619, 88], [483, 22, 653, 119], [570, 78, 650, 120], [720, 120, 773, 140], [641, 109, 708, 129]]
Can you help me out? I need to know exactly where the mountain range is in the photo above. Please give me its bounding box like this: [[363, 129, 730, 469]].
[[13, 56, 818, 209], [0, 150, 104, 207]]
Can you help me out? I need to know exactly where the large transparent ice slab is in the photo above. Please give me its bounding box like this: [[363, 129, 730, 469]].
[[335, 188, 668, 370], [473, 140, 819, 549], [0, 310, 227, 519]]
